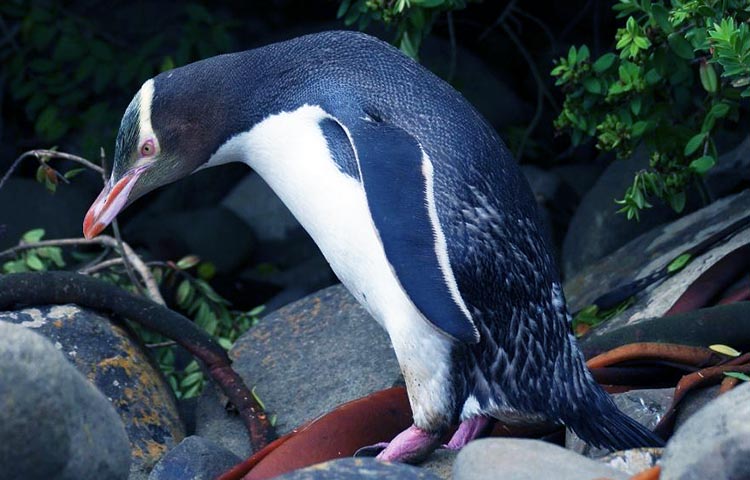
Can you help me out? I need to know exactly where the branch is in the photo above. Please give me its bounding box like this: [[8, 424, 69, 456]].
[[0, 149, 104, 194], [0, 235, 165, 305], [0, 271, 277, 451]]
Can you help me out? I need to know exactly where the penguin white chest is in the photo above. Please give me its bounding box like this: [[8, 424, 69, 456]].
[[206, 105, 456, 427]]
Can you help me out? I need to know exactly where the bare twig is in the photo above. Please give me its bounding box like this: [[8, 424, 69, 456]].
[[0, 149, 103, 194], [0, 236, 165, 305], [145, 340, 177, 349], [78, 257, 124, 275]]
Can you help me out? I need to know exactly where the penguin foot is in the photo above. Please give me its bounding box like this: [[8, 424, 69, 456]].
[[372, 425, 442, 464], [444, 416, 495, 450]]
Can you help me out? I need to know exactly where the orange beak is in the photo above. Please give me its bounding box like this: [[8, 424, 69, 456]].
[[82, 167, 146, 239]]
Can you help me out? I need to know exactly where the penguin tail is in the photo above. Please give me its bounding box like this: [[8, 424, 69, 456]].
[[562, 387, 665, 451]]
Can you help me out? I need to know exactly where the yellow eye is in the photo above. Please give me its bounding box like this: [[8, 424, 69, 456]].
[[140, 140, 156, 157]]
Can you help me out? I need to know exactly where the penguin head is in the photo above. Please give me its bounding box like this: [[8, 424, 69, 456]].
[[83, 69, 234, 239]]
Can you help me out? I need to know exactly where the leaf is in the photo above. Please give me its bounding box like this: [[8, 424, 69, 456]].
[[180, 371, 204, 388], [176, 280, 194, 307], [684, 132, 707, 156], [631, 120, 648, 137], [699, 62, 718, 93], [668, 33, 694, 60], [22, 228, 45, 243], [336, 0, 351, 19], [689, 155, 715, 174], [176, 255, 200, 270], [724, 372, 750, 382], [667, 253, 692, 273], [669, 191, 686, 213], [583, 78, 602, 94], [63, 168, 85, 180], [25, 254, 45, 271], [217, 337, 233, 350], [710, 344, 741, 357], [593, 53, 617, 73], [709, 103, 730, 119]]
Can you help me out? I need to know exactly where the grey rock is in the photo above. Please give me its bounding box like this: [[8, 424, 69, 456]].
[[194, 382, 253, 458], [706, 134, 750, 198], [553, 163, 605, 199], [674, 385, 720, 429], [420, 449, 457, 480], [567, 388, 672, 457], [600, 448, 662, 475], [0, 322, 130, 480], [562, 149, 696, 279], [453, 438, 629, 480], [661, 382, 750, 480], [275, 457, 440, 480], [195, 284, 401, 454], [0, 304, 185, 478], [148, 436, 241, 480]]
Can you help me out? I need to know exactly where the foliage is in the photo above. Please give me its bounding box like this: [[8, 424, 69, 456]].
[[572, 298, 634, 336], [0, 1, 234, 156], [337, 0, 477, 58], [1, 228, 262, 399], [552, 0, 750, 220]]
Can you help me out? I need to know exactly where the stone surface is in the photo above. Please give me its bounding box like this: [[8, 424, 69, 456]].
[[674, 385, 720, 429], [147, 436, 241, 480], [567, 388, 672, 457], [420, 449, 456, 480], [661, 382, 750, 480], [453, 438, 629, 480], [0, 322, 131, 479], [275, 457, 440, 479], [562, 150, 695, 279], [196, 284, 401, 456], [600, 448, 662, 475], [0, 304, 185, 478]]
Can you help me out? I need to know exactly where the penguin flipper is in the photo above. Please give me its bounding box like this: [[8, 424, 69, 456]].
[[345, 119, 479, 344]]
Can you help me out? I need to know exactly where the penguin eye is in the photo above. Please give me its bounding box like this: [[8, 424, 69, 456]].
[[140, 139, 156, 157]]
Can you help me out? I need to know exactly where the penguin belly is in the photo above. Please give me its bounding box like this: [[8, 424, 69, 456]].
[[208, 104, 457, 428]]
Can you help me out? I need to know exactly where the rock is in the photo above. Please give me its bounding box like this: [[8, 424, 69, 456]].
[[600, 448, 662, 475], [674, 385, 720, 429], [275, 457, 440, 480], [562, 149, 698, 279], [553, 163, 605, 199], [420, 449, 456, 480], [0, 177, 95, 250], [124, 205, 254, 274], [706, 134, 750, 198], [0, 322, 131, 479], [0, 304, 185, 477], [194, 382, 254, 458], [453, 438, 629, 480], [661, 382, 750, 480], [567, 388, 672, 457], [147, 436, 241, 480], [563, 190, 750, 351], [195, 284, 401, 456]]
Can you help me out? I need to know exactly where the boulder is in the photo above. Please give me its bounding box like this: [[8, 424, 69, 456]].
[[0, 304, 185, 478], [195, 284, 401, 456], [0, 322, 131, 479], [148, 436, 241, 480], [453, 438, 628, 480], [661, 382, 750, 480], [275, 457, 440, 480]]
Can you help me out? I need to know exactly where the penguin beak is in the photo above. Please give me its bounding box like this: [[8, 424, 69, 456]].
[[82, 166, 147, 239]]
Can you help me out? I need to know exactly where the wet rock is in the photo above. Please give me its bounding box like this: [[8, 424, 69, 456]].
[[0, 322, 130, 479], [453, 438, 629, 480], [562, 150, 696, 279], [0, 304, 185, 477], [661, 382, 750, 480], [275, 457, 440, 480], [600, 448, 662, 475], [195, 284, 401, 455], [567, 388, 672, 457], [148, 436, 241, 480], [674, 385, 720, 429]]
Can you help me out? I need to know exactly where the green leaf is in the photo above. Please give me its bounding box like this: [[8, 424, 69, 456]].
[[176, 255, 200, 270], [593, 53, 617, 73], [667, 253, 692, 273], [631, 120, 648, 137], [684, 132, 707, 156], [669, 191, 686, 213], [724, 372, 750, 382], [583, 78, 602, 94], [650, 4, 671, 32], [180, 371, 204, 388], [25, 254, 45, 271], [710, 344, 741, 357], [63, 168, 85, 180], [22, 228, 45, 243], [217, 337, 233, 350], [176, 280, 194, 307], [336, 0, 351, 19], [668, 33, 694, 59], [689, 155, 715, 174], [709, 103, 730, 119]]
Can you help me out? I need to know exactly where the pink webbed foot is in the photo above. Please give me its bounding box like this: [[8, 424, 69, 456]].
[[357, 425, 443, 464], [445, 416, 495, 450]]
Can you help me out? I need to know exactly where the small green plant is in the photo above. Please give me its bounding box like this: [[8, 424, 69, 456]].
[[552, 0, 750, 220], [337, 0, 477, 57], [572, 298, 634, 336]]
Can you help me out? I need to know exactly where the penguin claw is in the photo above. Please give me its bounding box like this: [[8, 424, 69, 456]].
[[353, 443, 389, 457], [372, 425, 442, 464], [445, 416, 495, 450]]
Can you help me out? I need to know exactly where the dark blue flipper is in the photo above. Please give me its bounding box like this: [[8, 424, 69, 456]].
[[344, 119, 479, 343]]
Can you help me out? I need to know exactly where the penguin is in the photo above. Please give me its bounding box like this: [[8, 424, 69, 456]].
[[83, 31, 663, 462]]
